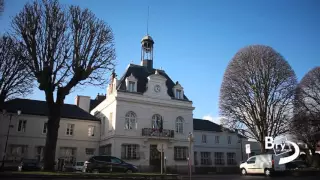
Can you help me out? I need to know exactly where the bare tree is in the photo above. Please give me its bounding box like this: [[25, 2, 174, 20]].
[[0, 0, 3, 16], [219, 45, 297, 152], [291, 67, 320, 167], [11, 0, 116, 170], [0, 35, 33, 105]]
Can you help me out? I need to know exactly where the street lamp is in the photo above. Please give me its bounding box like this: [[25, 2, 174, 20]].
[[187, 132, 194, 180], [1, 109, 21, 171]]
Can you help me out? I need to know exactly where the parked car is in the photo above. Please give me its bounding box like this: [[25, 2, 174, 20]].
[[73, 161, 85, 172], [240, 154, 286, 176], [83, 155, 138, 173], [18, 159, 43, 171], [286, 159, 308, 170]]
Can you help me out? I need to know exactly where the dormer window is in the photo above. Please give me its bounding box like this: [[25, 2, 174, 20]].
[[126, 73, 138, 92], [128, 81, 135, 92], [176, 89, 182, 99], [173, 81, 184, 99]]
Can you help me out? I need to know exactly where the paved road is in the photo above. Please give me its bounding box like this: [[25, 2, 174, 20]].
[[180, 174, 320, 180], [0, 175, 319, 180]]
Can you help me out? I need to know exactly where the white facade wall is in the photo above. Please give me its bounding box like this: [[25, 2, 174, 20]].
[[0, 113, 100, 163], [193, 130, 243, 167], [91, 89, 195, 169]]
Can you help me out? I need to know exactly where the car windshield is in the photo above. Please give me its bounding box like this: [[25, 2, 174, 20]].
[[76, 162, 84, 166]]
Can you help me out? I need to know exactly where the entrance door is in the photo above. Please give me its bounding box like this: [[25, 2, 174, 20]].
[[149, 145, 163, 172]]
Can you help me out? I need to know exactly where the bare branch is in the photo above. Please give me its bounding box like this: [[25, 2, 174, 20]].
[[291, 67, 320, 152], [219, 45, 297, 152], [0, 35, 34, 104], [11, 0, 116, 170]]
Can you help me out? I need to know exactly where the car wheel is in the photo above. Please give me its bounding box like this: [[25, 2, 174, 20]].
[[126, 169, 133, 173], [92, 169, 99, 174], [264, 168, 271, 177], [241, 168, 247, 175]]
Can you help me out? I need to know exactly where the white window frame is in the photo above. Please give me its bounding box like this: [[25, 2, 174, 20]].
[[35, 146, 44, 162], [228, 136, 231, 144], [85, 148, 95, 155], [175, 117, 184, 134], [99, 144, 112, 156], [59, 147, 76, 165], [8, 145, 28, 161], [17, 120, 27, 133], [88, 125, 95, 137], [109, 112, 113, 131], [214, 152, 224, 165], [101, 117, 105, 135], [152, 114, 163, 129], [121, 144, 139, 160], [125, 111, 137, 130], [66, 124, 74, 136], [215, 136, 220, 144], [128, 81, 135, 92], [174, 146, 188, 160], [202, 134, 207, 143], [200, 152, 211, 165], [42, 122, 48, 134], [227, 152, 236, 165], [176, 89, 182, 99], [125, 73, 137, 92]]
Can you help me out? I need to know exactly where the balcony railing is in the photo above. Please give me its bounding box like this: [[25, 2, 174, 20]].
[[141, 128, 174, 138]]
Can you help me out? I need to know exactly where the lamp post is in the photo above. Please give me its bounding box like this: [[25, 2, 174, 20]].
[[1, 109, 21, 171], [235, 129, 244, 161], [187, 132, 194, 180]]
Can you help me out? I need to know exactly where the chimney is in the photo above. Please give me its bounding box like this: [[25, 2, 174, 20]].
[[95, 93, 106, 101], [75, 95, 91, 112]]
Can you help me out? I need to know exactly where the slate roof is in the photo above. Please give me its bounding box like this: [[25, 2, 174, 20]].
[[193, 118, 246, 138], [2, 99, 99, 121], [90, 98, 105, 111], [193, 118, 223, 132], [116, 64, 190, 101]]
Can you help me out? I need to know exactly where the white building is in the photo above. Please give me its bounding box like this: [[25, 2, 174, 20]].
[[0, 99, 100, 167], [76, 35, 195, 172], [0, 35, 253, 173]]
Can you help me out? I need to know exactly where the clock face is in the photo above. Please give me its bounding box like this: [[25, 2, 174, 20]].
[[154, 85, 161, 93]]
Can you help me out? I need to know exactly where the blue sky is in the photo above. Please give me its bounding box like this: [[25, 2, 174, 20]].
[[1, 0, 319, 122]]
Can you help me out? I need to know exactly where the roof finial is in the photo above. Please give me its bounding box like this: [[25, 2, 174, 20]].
[[147, 6, 149, 35]]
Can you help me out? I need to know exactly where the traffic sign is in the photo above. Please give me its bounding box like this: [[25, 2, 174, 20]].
[[245, 144, 251, 154], [157, 143, 167, 152]]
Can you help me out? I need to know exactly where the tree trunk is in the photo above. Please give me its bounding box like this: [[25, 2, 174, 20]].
[[43, 103, 61, 171], [260, 141, 266, 153]]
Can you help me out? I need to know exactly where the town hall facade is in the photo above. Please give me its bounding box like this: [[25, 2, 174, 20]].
[[77, 34, 195, 172], [0, 34, 248, 173]]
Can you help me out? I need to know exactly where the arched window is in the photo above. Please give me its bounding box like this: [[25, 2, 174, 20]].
[[152, 114, 163, 129], [125, 111, 137, 130], [176, 117, 184, 133]]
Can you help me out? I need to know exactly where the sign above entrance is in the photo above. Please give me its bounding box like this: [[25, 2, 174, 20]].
[[157, 143, 167, 152]]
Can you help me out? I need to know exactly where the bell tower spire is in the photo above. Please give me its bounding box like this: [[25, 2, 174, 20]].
[[141, 7, 154, 71]]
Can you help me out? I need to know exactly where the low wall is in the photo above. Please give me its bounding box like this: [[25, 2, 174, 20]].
[[194, 166, 239, 174], [137, 165, 239, 174]]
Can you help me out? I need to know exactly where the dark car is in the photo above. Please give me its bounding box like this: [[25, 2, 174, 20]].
[[286, 160, 308, 170], [83, 155, 138, 173], [18, 159, 43, 171]]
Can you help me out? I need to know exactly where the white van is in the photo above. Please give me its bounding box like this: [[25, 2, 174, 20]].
[[240, 154, 286, 176], [73, 161, 85, 172]]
